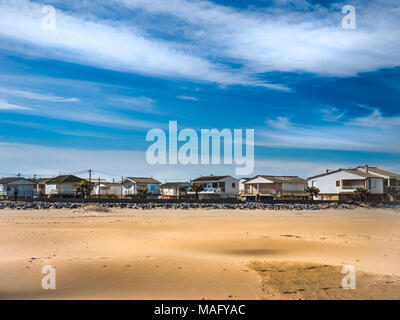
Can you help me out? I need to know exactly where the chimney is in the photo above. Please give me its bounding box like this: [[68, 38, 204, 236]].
[[364, 164, 369, 173], [326, 169, 330, 173]]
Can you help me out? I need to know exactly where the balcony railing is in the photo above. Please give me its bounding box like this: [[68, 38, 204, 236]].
[[342, 185, 364, 190], [242, 188, 276, 195]]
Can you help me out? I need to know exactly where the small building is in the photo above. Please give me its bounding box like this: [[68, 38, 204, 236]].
[[35, 178, 52, 197], [0, 177, 37, 199], [238, 178, 251, 197], [45, 175, 87, 197], [241, 175, 307, 201], [93, 181, 123, 198], [188, 175, 238, 199], [355, 165, 400, 201], [307, 169, 384, 201], [122, 177, 161, 199], [160, 182, 190, 199]]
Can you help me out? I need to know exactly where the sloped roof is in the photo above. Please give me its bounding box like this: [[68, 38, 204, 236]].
[[308, 169, 383, 180], [246, 175, 306, 184], [192, 175, 233, 182], [160, 182, 189, 188], [125, 177, 161, 184], [356, 166, 400, 178], [0, 177, 37, 184], [45, 175, 86, 184]]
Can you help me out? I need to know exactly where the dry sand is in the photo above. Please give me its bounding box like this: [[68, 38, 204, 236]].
[[0, 207, 399, 300]]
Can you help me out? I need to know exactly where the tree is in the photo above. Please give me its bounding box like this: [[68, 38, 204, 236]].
[[139, 186, 148, 199], [191, 183, 204, 199], [305, 186, 320, 200], [355, 187, 368, 202], [76, 180, 92, 199]]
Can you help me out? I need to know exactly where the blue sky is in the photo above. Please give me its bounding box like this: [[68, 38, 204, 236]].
[[0, 0, 399, 181]]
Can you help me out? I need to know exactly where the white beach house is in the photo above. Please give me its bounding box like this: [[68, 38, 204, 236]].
[[160, 182, 190, 199], [122, 177, 161, 198], [93, 181, 123, 198], [307, 168, 384, 201], [241, 175, 307, 200], [44, 175, 87, 197], [0, 177, 37, 199], [189, 175, 239, 199], [355, 165, 400, 201]]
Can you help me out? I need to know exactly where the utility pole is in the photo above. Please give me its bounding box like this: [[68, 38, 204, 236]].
[[98, 176, 101, 201], [121, 176, 123, 199], [88, 169, 92, 199]]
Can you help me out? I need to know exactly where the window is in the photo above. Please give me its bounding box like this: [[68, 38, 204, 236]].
[[150, 185, 155, 191], [336, 181, 340, 187], [232, 183, 236, 188]]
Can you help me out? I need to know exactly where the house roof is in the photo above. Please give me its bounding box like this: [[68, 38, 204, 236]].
[[45, 175, 86, 184], [307, 169, 383, 180], [36, 178, 53, 185], [125, 177, 161, 184], [0, 177, 37, 184], [245, 175, 306, 184], [192, 175, 233, 182], [160, 182, 189, 188], [355, 166, 400, 178]]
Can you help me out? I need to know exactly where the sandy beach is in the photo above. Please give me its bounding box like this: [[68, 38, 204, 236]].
[[0, 207, 400, 300]]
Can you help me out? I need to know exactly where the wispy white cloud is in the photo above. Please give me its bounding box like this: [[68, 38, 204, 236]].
[[348, 109, 400, 128], [320, 107, 344, 122], [1, 1, 398, 90], [266, 116, 291, 129], [258, 108, 400, 152], [177, 95, 198, 101], [109, 96, 161, 114], [114, 0, 400, 76], [0, 100, 31, 111], [0, 87, 80, 102]]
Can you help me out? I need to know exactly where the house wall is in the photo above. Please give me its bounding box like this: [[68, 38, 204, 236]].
[[123, 181, 161, 196], [122, 181, 136, 195], [220, 177, 239, 198], [308, 171, 384, 195], [144, 184, 161, 194], [161, 187, 177, 196], [45, 183, 76, 195], [1, 180, 36, 197], [282, 182, 306, 193]]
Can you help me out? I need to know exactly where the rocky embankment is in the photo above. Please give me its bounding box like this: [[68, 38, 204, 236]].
[[0, 200, 391, 211]]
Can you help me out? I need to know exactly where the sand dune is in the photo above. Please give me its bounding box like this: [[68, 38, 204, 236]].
[[0, 207, 399, 299]]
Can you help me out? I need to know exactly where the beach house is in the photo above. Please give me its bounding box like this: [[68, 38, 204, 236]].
[[355, 165, 400, 201], [44, 175, 87, 197], [160, 182, 190, 199], [93, 181, 123, 198], [122, 177, 161, 199], [240, 175, 307, 200], [0, 177, 37, 199], [188, 175, 239, 199], [307, 169, 384, 201]]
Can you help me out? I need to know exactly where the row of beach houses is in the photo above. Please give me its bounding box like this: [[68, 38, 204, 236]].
[[0, 165, 399, 201]]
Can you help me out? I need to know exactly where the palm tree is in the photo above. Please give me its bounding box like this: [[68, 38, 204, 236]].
[[139, 186, 148, 199], [77, 180, 92, 199], [355, 187, 368, 202], [191, 183, 204, 199], [305, 186, 320, 200]]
